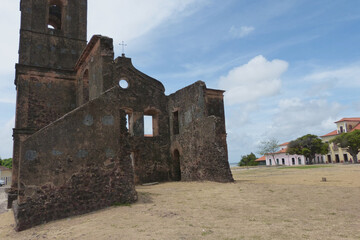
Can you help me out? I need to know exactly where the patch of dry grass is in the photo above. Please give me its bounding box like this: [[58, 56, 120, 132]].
[[0, 164, 359, 239]]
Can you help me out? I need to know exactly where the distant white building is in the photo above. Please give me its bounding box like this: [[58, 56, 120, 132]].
[[264, 142, 324, 166]]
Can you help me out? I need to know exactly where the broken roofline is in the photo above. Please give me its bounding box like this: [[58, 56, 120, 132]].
[[75, 35, 227, 97]]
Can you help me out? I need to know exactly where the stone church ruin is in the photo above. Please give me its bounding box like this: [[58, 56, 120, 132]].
[[9, 0, 233, 231]]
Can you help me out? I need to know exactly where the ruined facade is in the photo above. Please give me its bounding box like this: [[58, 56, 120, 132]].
[[10, 0, 233, 231]]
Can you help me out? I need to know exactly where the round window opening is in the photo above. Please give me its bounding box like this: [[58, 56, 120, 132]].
[[119, 79, 129, 89]]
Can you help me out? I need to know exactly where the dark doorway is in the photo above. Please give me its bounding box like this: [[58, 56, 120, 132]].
[[327, 155, 332, 163], [344, 154, 348, 162], [335, 154, 340, 163], [173, 150, 181, 181]]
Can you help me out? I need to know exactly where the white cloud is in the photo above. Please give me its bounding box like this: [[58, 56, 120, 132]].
[[229, 25, 255, 38], [219, 55, 288, 105], [88, 0, 207, 45], [305, 64, 360, 87], [266, 98, 341, 140]]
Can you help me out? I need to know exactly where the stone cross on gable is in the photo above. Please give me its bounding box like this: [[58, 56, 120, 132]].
[[119, 41, 127, 56]]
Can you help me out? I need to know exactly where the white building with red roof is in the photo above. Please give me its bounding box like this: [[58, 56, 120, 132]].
[[264, 142, 308, 166], [261, 141, 325, 166], [320, 118, 360, 163]]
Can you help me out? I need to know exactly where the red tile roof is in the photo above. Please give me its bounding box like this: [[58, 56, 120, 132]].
[[335, 118, 360, 123], [321, 130, 338, 137], [279, 142, 289, 146], [276, 148, 287, 154], [255, 156, 266, 162], [351, 123, 360, 131], [265, 148, 287, 155]]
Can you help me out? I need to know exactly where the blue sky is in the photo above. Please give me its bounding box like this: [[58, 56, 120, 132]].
[[1, 0, 360, 163]]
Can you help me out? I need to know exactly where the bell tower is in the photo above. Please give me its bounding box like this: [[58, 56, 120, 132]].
[[9, 0, 88, 206], [18, 0, 87, 69]]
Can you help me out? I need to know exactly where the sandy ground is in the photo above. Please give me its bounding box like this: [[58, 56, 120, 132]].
[[0, 164, 360, 240]]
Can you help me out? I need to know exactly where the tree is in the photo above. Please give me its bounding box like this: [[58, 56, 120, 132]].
[[331, 130, 360, 164], [258, 138, 280, 165], [287, 134, 328, 164], [238, 153, 258, 166]]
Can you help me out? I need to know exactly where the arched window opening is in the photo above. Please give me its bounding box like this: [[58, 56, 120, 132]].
[[83, 70, 89, 102], [173, 150, 181, 181], [48, 1, 62, 30]]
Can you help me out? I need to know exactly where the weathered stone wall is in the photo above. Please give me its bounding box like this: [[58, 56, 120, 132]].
[[168, 81, 233, 182], [11, 0, 88, 201], [173, 116, 233, 182], [14, 91, 137, 231], [168, 81, 207, 132], [15, 66, 77, 130], [76, 43, 173, 184], [19, 0, 87, 70], [12, 65, 77, 194], [112, 57, 172, 184], [75, 36, 114, 105]]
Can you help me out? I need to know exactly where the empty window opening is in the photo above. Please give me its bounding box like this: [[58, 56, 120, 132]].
[[48, 3, 62, 30], [144, 115, 153, 136], [121, 109, 133, 135], [173, 111, 179, 135], [173, 149, 181, 181], [143, 109, 159, 137], [126, 114, 130, 131]]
